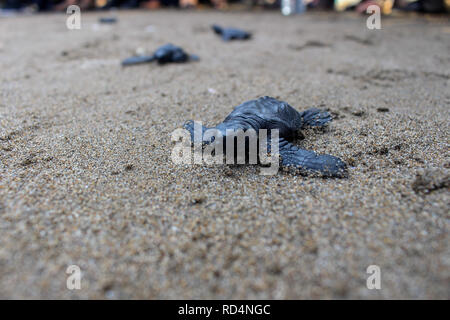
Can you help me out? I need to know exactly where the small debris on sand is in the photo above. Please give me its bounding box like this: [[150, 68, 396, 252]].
[[412, 169, 450, 194]]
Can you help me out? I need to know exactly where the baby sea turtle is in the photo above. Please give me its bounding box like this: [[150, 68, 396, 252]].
[[212, 25, 252, 41], [184, 96, 347, 177], [99, 17, 117, 24], [122, 43, 199, 66]]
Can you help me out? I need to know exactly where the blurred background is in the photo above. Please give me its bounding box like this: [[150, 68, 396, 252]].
[[1, 0, 449, 14]]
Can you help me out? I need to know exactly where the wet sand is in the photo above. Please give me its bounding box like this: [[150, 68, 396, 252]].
[[0, 10, 449, 299]]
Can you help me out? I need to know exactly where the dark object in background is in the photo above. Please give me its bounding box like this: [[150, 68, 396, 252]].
[[212, 24, 252, 41], [99, 17, 117, 24], [395, 0, 448, 12], [183, 96, 348, 178], [122, 43, 199, 66], [1, 0, 53, 10], [100, 0, 176, 9], [422, 0, 446, 12], [102, 0, 140, 8], [307, 0, 334, 9]]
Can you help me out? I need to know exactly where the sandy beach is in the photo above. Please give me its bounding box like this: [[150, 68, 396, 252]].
[[0, 10, 449, 299]]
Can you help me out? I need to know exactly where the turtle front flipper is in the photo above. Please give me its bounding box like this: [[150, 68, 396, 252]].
[[212, 25, 223, 35], [278, 138, 347, 178], [300, 108, 332, 128], [121, 55, 156, 66]]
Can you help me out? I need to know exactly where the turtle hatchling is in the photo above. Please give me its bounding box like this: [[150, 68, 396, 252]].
[[122, 43, 199, 66], [212, 25, 252, 41], [184, 96, 347, 178]]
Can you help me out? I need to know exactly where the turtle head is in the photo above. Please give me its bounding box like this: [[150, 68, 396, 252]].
[[212, 25, 223, 35]]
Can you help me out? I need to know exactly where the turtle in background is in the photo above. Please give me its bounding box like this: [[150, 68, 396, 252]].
[[212, 25, 252, 41], [183, 96, 347, 178], [122, 43, 199, 66]]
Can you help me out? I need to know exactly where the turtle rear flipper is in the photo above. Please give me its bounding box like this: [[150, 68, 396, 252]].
[[300, 108, 332, 128], [189, 54, 200, 62], [278, 138, 347, 178]]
